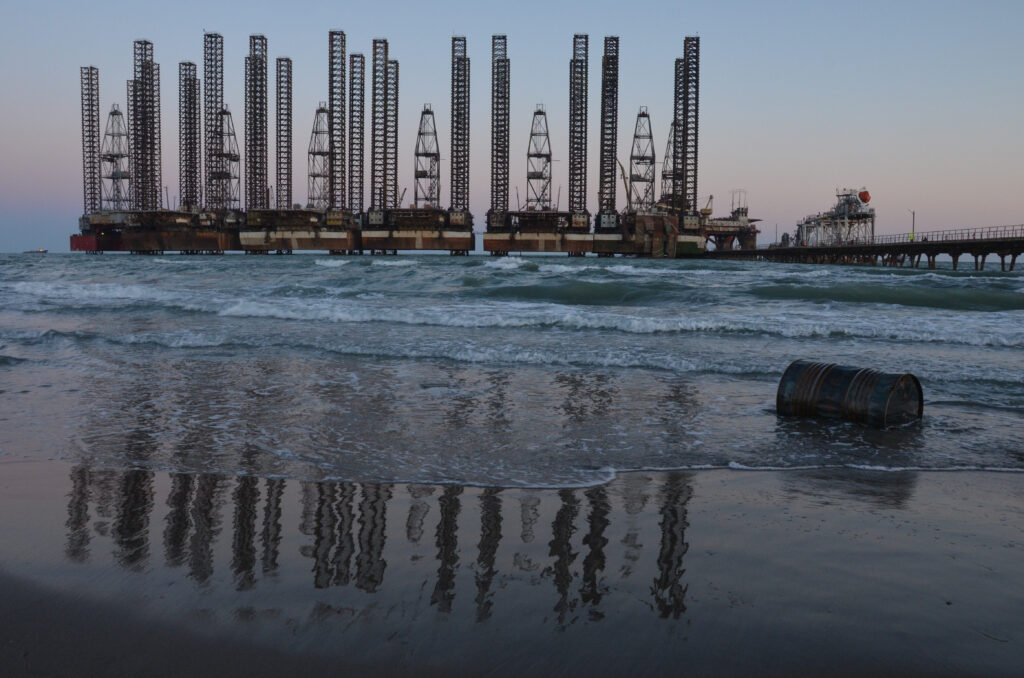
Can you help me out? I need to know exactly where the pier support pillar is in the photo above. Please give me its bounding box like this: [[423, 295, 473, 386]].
[[951, 253, 960, 270], [1011, 254, 1018, 272], [927, 254, 936, 269]]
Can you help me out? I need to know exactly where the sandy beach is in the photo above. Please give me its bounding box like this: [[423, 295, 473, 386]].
[[0, 460, 1020, 677]]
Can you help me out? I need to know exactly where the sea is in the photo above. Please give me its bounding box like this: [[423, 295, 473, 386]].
[[2, 252, 1023, 675], [2, 252, 1021, 484]]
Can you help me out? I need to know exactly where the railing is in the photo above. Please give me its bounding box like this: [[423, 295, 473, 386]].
[[871, 224, 1024, 245]]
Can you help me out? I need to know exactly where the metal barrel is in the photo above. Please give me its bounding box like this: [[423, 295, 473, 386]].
[[776, 360, 923, 427]]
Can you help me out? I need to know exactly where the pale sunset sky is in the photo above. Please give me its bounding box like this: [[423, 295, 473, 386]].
[[0, 0, 1021, 251]]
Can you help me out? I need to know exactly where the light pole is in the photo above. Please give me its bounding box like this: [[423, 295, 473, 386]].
[[908, 208, 915, 240]]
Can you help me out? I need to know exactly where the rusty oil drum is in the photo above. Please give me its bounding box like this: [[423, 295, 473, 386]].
[[776, 360, 923, 427]]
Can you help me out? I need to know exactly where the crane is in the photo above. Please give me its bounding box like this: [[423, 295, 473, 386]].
[[617, 159, 631, 212]]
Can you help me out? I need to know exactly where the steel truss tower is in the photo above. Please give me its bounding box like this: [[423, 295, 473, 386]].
[[178, 62, 201, 210], [672, 37, 699, 213], [489, 35, 509, 219], [414, 105, 440, 207], [80, 66, 101, 215], [348, 53, 365, 213], [370, 39, 388, 210], [130, 41, 161, 210], [328, 31, 346, 209], [203, 33, 225, 210], [308, 104, 331, 209], [660, 120, 676, 202], [526, 106, 552, 210], [386, 59, 399, 209], [598, 36, 619, 214], [100, 104, 130, 210], [275, 57, 292, 209], [628, 107, 655, 211], [211, 107, 240, 210], [681, 36, 699, 214], [568, 34, 588, 215], [245, 35, 268, 210], [154, 63, 162, 207], [450, 37, 470, 212]]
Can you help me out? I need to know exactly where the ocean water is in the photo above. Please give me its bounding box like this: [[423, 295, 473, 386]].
[[1, 252, 1022, 486]]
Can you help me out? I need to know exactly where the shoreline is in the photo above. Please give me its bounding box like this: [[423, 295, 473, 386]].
[[1, 460, 1020, 676]]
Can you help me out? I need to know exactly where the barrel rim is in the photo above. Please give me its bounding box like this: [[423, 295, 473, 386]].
[[882, 373, 924, 426]]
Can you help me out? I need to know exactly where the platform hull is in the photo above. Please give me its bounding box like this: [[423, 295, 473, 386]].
[[239, 229, 358, 252], [121, 228, 240, 252], [482, 231, 593, 254], [360, 230, 474, 252], [70, 233, 123, 252]]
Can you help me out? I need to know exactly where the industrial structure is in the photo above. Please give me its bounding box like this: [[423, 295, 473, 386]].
[[794, 189, 875, 247], [413, 106, 440, 208], [275, 57, 293, 209], [72, 30, 764, 257], [178, 62, 200, 210]]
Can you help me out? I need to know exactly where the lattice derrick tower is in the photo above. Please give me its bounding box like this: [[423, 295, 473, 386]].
[[681, 36, 699, 214], [126, 79, 134, 205], [598, 36, 619, 214], [386, 59, 399, 209], [308, 103, 331, 208], [414, 105, 440, 208], [211, 106, 241, 210], [488, 35, 509, 219], [275, 57, 293, 209], [567, 34, 587, 215], [328, 31, 346, 209], [80, 66, 101, 215], [348, 53, 365, 213], [100, 103, 131, 210], [370, 39, 388, 210], [628, 107, 655, 211], [203, 33, 225, 210], [178, 62, 201, 210], [526, 106, 552, 210], [671, 57, 685, 213], [152, 63, 162, 208], [449, 36, 470, 212], [660, 120, 676, 203], [130, 41, 161, 210], [245, 35, 269, 210]]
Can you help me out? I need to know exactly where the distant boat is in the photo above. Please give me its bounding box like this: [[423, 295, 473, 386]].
[[23, 248, 47, 254]]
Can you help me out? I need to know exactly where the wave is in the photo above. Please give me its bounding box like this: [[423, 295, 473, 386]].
[[0, 354, 26, 366], [719, 462, 1024, 473], [314, 258, 350, 268], [68, 326, 785, 377], [753, 283, 1024, 311], [482, 258, 538, 272], [211, 298, 1024, 346], [372, 259, 417, 267], [473, 281, 667, 305], [9, 281, 209, 312]]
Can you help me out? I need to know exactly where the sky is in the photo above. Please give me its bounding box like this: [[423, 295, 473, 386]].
[[0, 0, 1022, 252]]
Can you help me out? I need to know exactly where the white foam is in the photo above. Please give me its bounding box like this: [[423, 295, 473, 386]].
[[372, 259, 417, 267], [314, 258, 350, 268], [483, 258, 528, 270]]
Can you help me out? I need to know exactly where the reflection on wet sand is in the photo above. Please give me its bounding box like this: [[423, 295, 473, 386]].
[[63, 464, 699, 625], [61, 463, 923, 629]]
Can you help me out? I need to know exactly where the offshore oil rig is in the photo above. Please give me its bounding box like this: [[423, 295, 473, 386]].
[[73, 32, 759, 256]]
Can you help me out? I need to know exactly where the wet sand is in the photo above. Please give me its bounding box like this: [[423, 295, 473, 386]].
[[0, 460, 1021, 677]]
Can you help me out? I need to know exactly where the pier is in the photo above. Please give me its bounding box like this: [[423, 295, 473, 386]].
[[709, 224, 1024, 271]]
